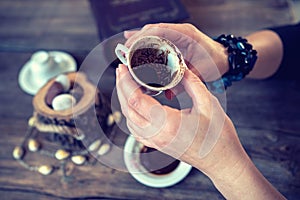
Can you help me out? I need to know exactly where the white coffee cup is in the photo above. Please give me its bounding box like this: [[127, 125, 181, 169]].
[[115, 36, 187, 95]]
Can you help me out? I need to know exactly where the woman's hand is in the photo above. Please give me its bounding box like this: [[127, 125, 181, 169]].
[[116, 63, 247, 178], [116, 64, 286, 199], [125, 23, 284, 81], [124, 23, 229, 82]]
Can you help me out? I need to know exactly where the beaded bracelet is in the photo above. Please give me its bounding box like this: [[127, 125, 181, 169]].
[[208, 34, 257, 93]]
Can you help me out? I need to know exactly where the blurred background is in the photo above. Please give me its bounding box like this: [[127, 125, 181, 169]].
[[0, 0, 299, 60], [0, 0, 299, 199]]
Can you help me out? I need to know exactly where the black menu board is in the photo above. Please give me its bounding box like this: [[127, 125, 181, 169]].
[[89, 0, 189, 41]]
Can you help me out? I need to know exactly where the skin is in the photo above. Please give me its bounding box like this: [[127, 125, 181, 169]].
[[117, 23, 286, 199], [246, 30, 283, 79], [124, 23, 284, 80], [124, 23, 229, 82]]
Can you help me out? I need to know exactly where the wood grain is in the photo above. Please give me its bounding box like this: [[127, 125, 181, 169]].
[[181, 0, 296, 36], [0, 0, 99, 54], [0, 0, 299, 199]]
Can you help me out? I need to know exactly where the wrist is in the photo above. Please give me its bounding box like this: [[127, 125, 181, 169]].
[[191, 119, 251, 181], [214, 41, 229, 76], [205, 148, 251, 184], [211, 157, 285, 200], [209, 154, 252, 185], [210, 158, 255, 199]]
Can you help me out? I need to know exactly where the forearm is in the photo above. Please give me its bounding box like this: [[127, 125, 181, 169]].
[[210, 156, 286, 200], [190, 120, 286, 200], [246, 30, 283, 79]]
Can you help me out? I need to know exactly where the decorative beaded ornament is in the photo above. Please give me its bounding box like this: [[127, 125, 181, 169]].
[[13, 72, 121, 180]]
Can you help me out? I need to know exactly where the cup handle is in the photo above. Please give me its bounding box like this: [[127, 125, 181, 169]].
[[115, 44, 129, 65]]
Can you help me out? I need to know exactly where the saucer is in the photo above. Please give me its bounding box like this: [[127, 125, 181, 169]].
[[124, 135, 192, 188], [18, 51, 77, 95]]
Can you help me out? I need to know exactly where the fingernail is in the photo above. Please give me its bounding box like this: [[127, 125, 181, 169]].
[[165, 89, 175, 100], [115, 67, 119, 77], [118, 64, 123, 73], [116, 64, 122, 77]]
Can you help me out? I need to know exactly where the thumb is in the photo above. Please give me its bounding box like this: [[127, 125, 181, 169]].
[[182, 69, 212, 112]]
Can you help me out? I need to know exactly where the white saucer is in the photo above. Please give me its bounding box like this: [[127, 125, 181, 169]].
[[124, 135, 192, 188], [18, 51, 77, 95]]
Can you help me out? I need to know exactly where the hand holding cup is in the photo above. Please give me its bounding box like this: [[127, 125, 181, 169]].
[[115, 36, 187, 96]]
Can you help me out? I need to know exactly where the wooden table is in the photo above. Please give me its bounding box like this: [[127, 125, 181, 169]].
[[0, 0, 299, 199]]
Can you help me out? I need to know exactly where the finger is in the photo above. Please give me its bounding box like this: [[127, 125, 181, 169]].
[[115, 64, 137, 117], [124, 30, 139, 39], [126, 117, 172, 148], [116, 64, 168, 140], [141, 23, 198, 39], [127, 119, 154, 142], [116, 66, 153, 133], [134, 23, 198, 43], [127, 109, 196, 158], [126, 120, 155, 148], [127, 103, 151, 129], [116, 64, 148, 126], [125, 23, 182, 47], [182, 69, 212, 113], [116, 64, 162, 123]]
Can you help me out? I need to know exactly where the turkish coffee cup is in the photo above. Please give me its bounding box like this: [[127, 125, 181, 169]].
[[115, 36, 187, 96]]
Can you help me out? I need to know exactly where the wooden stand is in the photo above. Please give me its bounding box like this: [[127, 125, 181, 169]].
[[32, 72, 112, 140]]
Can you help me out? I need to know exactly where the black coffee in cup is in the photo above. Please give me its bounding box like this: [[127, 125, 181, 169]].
[[140, 146, 180, 175], [131, 48, 177, 88]]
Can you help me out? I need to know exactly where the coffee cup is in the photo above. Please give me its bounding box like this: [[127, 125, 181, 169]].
[[115, 36, 187, 95]]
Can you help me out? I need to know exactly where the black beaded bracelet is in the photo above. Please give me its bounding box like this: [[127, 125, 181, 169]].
[[208, 34, 257, 93]]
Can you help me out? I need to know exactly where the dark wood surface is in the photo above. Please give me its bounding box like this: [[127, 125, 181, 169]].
[[0, 0, 299, 199]]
